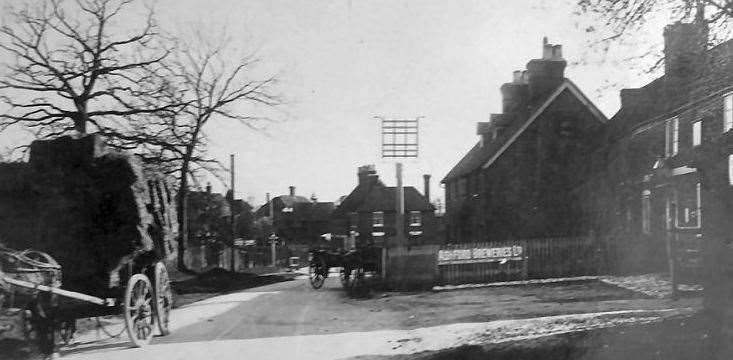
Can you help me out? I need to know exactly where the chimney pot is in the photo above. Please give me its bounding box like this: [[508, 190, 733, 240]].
[[423, 174, 431, 203], [543, 43, 553, 59], [512, 70, 522, 83], [289, 186, 295, 196], [358, 164, 377, 185], [206, 182, 211, 194], [552, 45, 563, 60]]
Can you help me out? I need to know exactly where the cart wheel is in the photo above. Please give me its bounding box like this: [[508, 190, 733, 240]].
[[309, 257, 327, 289], [123, 274, 155, 347], [153, 262, 173, 336]]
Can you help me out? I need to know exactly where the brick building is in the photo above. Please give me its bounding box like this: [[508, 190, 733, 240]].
[[441, 38, 607, 243], [333, 165, 438, 247], [573, 19, 733, 276]]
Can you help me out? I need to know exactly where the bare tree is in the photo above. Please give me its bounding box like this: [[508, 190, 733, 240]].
[[115, 32, 281, 270], [574, 0, 731, 75], [0, 0, 179, 138]]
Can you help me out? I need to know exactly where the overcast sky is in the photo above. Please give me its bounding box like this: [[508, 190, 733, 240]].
[[1, 0, 674, 207]]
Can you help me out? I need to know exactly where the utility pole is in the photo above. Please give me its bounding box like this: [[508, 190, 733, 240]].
[[378, 116, 421, 284], [268, 192, 276, 267], [230, 154, 236, 272], [395, 162, 405, 246]]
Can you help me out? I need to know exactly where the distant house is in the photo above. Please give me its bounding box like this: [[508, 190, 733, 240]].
[[185, 184, 232, 270], [254, 186, 334, 247], [441, 38, 607, 243], [333, 165, 439, 247]]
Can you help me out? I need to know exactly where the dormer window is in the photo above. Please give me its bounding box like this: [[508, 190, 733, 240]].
[[725, 93, 733, 133], [665, 117, 679, 157]]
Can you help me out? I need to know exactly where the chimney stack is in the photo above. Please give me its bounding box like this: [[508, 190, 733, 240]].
[[206, 182, 211, 194], [512, 70, 523, 83], [357, 164, 377, 185], [526, 37, 567, 101], [663, 21, 708, 79], [423, 174, 431, 203], [289, 186, 295, 197]]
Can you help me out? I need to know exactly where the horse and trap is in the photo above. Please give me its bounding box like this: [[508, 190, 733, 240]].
[[307, 246, 382, 293]]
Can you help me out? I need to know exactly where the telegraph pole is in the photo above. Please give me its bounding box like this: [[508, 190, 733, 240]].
[[230, 154, 236, 272], [395, 162, 405, 246], [378, 116, 421, 282]]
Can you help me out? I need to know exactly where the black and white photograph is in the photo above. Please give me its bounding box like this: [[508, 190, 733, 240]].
[[0, 0, 731, 359]]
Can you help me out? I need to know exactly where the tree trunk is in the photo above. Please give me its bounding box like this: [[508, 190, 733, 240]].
[[73, 101, 88, 134], [177, 153, 192, 272]]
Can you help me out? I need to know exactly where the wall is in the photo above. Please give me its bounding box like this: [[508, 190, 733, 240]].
[[385, 244, 440, 290]]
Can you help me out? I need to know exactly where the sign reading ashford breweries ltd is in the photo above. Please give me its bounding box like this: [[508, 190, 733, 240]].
[[437, 245, 524, 265]]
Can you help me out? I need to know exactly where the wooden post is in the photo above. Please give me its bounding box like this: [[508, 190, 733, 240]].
[[230, 154, 236, 272], [395, 162, 405, 246], [665, 193, 679, 300]]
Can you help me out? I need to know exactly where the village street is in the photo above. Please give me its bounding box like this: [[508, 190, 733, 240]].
[[55, 273, 701, 360]]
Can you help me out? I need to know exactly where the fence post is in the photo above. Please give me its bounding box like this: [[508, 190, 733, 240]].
[[521, 239, 528, 280]]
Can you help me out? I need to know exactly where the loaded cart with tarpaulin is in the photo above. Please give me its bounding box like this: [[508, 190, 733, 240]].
[[0, 135, 177, 354]]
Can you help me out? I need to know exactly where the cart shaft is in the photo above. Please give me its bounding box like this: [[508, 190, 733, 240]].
[[2, 276, 114, 306]]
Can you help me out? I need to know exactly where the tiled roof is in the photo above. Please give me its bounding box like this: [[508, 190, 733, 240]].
[[612, 39, 733, 136], [441, 82, 561, 183], [442, 79, 607, 183], [292, 201, 335, 221], [335, 178, 386, 214], [254, 194, 312, 217], [356, 186, 433, 212]]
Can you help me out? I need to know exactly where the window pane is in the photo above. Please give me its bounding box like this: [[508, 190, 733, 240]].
[[641, 190, 651, 234], [672, 118, 679, 155], [729, 154, 733, 186], [693, 121, 701, 146], [372, 212, 384, 227], [725, 94, 733, 132], [665, 117, 679, 156], [409, 211, 421, 225], [675, 178, 700, 228]]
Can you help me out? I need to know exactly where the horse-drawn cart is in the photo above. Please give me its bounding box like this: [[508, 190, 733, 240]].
[[308, 245, 382, 293], [0, 136, 180, 355], [0, 245, 172, 354]]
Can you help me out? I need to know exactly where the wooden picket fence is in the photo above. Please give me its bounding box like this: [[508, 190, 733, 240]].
[[437, 237, 602, 286]]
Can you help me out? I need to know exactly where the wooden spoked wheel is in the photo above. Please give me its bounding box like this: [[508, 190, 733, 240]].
[[123, 274, 155, 347], [153, 262, 173, 336], [309, 257, 327, 289]]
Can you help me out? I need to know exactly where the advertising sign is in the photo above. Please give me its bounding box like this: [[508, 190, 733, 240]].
[[437, 245, 523, 265]]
